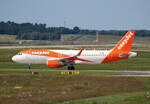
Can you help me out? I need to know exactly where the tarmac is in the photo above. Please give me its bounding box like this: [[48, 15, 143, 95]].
[[47, 70, 150, 77]]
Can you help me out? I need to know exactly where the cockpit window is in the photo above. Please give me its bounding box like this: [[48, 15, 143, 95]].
[[17, 53, 22, 55]]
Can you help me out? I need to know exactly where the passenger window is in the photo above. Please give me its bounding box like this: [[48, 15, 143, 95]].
[[17, 53, 22, 55]]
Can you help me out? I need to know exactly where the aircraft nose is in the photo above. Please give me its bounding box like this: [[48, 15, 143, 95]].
[[12, 56, 18, 62]]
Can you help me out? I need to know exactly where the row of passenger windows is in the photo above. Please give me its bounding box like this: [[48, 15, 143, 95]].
[[82, 54, 106, 56], [16, 53, 106, 56], [17, 53, 22, 55], [68, 54, 106, 56]]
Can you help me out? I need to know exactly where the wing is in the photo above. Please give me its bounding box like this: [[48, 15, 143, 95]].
[[60, 48, 84, 61], [47, 48, 92, 64]]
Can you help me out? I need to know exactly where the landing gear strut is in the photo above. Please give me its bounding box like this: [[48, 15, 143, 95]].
[[68, 65, 75, 70], [28, 64, 31, 71]]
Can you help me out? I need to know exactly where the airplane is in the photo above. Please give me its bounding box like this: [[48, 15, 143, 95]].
[[12, 31, 137, 70]]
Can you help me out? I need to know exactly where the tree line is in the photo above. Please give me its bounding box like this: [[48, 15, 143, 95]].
[[0, 21, 150, 40]]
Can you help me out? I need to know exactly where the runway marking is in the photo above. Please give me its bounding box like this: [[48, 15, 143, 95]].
[[61, 71, 79, 75]]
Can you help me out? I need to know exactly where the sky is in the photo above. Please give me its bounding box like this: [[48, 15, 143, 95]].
[[0, 0, 150, 30]]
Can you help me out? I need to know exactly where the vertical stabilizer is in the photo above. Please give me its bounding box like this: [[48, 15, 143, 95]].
[[102, 31, 136, 64], [113, 31, 135, 53]]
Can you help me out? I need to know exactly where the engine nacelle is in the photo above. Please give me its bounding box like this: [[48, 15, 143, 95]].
[[47, 60, 64, 68]]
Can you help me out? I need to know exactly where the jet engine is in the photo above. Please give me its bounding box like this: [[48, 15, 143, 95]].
[[47, 60, 64, 68]]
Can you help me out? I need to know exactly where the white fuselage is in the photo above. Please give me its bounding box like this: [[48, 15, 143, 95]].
[[12, 50, 111, 65]]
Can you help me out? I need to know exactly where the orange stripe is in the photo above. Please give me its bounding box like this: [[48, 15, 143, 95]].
[[20, 50, 93, 63], [20, 50, 70, 58]]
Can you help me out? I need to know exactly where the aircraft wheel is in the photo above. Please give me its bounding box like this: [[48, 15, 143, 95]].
[[71, 66, 75, 70], [68, 66, 71, 70], [68, 66, 75, 70]]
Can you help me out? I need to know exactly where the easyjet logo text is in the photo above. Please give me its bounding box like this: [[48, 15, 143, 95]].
[[32, 52, 49, 55], [117, 32, 133, 50]]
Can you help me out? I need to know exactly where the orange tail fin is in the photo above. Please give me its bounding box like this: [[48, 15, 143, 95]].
[[113, 30, 135, 53], [102, 31, 135, 64]]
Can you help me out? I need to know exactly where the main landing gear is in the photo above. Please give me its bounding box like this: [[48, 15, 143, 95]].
[[67, 65, 75, 70]]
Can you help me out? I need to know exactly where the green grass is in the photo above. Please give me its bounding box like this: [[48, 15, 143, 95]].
[[0, 35, 16, 42], [61, 34, 80, 41], [0, 74, 148, 104], [58, 92, 150, 104], [57, 77, 150, 104], [0, 62, 150, 104], [40, 77, 150, 104], [0, 68, 116, 77], [78, 34, 150, 46], [0, 62, 47, 69], [136, 77, 150, 91]]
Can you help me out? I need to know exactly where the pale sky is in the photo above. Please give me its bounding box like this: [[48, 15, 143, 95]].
[[0, 0, 150, 30]]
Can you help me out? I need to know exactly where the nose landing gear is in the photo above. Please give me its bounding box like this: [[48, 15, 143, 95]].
[[28, 64, 31, 71]]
